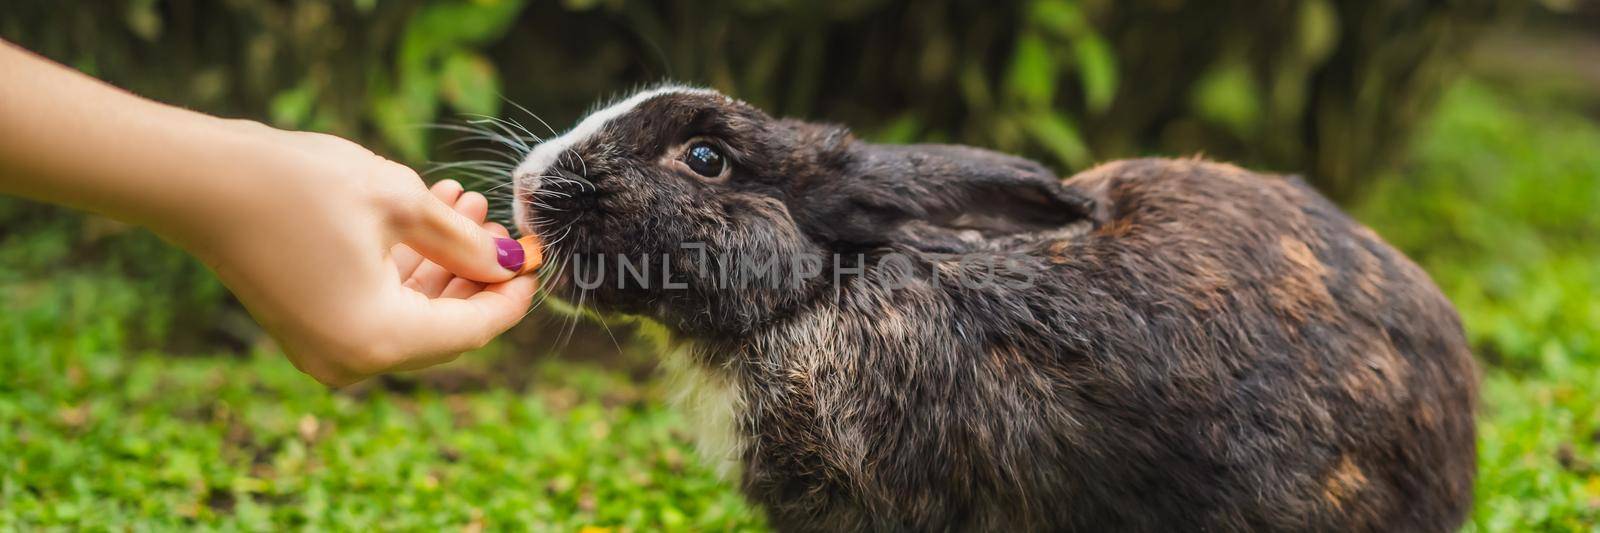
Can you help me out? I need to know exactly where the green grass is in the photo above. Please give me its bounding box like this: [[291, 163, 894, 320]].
[[3, 77, 1599, 530], [0, 246, 762, 529], [0, 323, 761, 530]]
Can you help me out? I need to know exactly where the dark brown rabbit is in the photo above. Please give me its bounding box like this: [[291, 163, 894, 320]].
[[508, 86, 1479, 532]]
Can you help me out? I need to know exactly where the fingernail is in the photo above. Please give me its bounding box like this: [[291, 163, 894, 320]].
[[495, 238, 525, 272]]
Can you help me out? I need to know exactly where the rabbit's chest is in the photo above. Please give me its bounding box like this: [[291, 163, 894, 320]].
[[661, 344, 749, 481]]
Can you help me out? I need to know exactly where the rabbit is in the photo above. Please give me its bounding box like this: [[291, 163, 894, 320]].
[[507, 85, 1479, 532]]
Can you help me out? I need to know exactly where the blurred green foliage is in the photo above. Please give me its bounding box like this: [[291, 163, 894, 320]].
[[0, 202, 231, 353], [1, 0, 1506, 194], [1358, 81, 1600, 375], [0, 334, 762, 529], [1476, 367, 1600, 531]]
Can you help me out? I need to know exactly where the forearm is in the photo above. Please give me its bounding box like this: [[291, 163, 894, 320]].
[[0, 40, 272, 242]]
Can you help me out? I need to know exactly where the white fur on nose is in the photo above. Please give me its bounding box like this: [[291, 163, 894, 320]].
[[511, 85, 718, 236]]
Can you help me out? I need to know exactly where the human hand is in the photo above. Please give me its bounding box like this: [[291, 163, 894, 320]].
[[168, 123, 539, 386], [0, 43, 542, 386]]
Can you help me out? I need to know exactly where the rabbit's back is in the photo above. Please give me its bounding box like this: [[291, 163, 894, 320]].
[[701, 158, 1477, 532], [1027, 158, 1478, 530]]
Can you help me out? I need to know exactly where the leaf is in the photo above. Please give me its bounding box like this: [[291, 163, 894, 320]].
[[958, 60, 994, 113], [268, 83, 316, 129], [1073, 35, 1117, 113], [873, 113, 923, 144], [1298, 0, 1340, 63], [563, 0, 605, 10], [1191, 61, 1263, 138], [1006, 32, 1056, 108], [1028, 0, 1117, 113], [1029, 0, 1089, 38], [440, 51, 502, 116], [125, 0, 163, 42], [1021, 111, 1090, 168], [385, 0, 528, 161], [399, 0, 528, 72], [372, 90, 434, 163]]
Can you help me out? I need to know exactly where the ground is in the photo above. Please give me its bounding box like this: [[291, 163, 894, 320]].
[[2, 78, 1598, 531]]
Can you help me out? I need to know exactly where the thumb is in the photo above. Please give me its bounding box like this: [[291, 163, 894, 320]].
[[392, 186, 523, 283]]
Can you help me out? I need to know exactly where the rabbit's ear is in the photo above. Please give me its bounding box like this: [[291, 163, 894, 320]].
[[797, 143, 1095, 248]]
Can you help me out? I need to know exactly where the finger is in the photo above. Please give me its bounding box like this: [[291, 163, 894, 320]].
[[390, 275, 541, 370], [391, 184, 521, 283], [391, 243, 424, 280], [454, 191, 489, 225], [439, 277, 484, 300], [440, 221, 509, 299], [403, 264, 453, 298], [483, 221, 511, 238], [392, 180, 468, 278], [400, 188, 495, 296], [432, 178, 466, 204]]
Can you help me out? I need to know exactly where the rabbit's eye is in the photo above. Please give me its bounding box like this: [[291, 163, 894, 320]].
[[684, 141, 727, 178]]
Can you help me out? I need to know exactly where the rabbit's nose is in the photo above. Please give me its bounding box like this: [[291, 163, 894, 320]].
[[512, 169, 544, 195]]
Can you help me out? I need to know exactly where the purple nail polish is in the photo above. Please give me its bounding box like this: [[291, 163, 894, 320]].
[[495, 238, 525, 272]]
